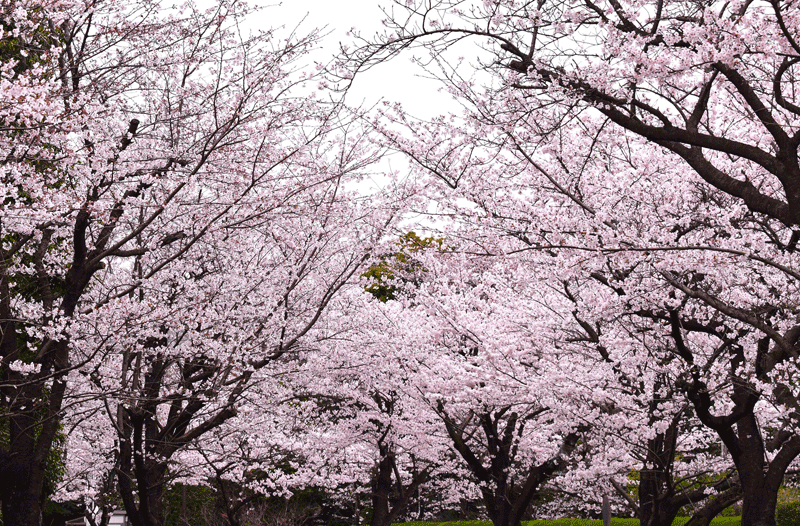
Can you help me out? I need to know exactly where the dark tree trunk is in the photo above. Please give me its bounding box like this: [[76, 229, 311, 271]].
[[727, 414, 785, 526], [632, 462, 741, 526], [638, 480, 681, 526], [0, 419, 44, 526], [116, 404, 171, 526], [634, 399, 740, 526], [0, 324, 69, 526], [1, 467, 43, 526], [638, 421, 682, 526], [370, 443, 394, 526], [737, 430, 779, 526], [686, 378, 800, 526], [439, 406, 582, 526], [482, 489, 517, 526], [684, 484, 744, 526], [117, 455, 169, 526], [369, 442, 431, 526], [740, 490, 777, 526], [114, 352, 239, 526], [143, 466, 169, 526]]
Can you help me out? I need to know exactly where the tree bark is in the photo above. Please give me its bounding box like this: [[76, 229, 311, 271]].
[[686, 386, 798, 526], [683, 484, 744, 526], [369, 442, 431, 526], [440, 406, 581, 526], [370, 443, 395, 526], [1, 467, 44, 526], [638, 473, 681, 526]]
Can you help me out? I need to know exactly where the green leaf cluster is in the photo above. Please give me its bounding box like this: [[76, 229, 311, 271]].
[[362, 232, 446, 302], [0, 5, 59, 78]]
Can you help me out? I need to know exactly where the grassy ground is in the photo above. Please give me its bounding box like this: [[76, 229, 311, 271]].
[[396, 518, 742, 526]]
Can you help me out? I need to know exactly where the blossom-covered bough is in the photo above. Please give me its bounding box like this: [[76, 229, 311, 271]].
[[0, 1, 395, 525], [342, 1, 800, 525]]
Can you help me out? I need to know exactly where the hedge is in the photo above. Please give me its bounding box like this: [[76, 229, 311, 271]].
[[395, 518, 743, 526]]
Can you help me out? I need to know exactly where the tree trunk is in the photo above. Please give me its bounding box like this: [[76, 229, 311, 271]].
[[637, 408, 682, 526], [683, 484, 743, 526], [686, 370, 797, 526], [734, 415, 780, 526], [638, 460, 681, 526], [181, 483, 188, 526], [370, 443, 394, 526], [142, 465, 169, 526], [369, 443, 431, 526], [2, 498, 42, 526], [0, 409, 55, 526], [483, 490, 515, 526], [117, 460, 169, 526], [740, 481, 777, 526], [440, 407, 583, 526], [638, 496, 679, 526], [1, 473, 43, 526], [116, 408, 170, 526]]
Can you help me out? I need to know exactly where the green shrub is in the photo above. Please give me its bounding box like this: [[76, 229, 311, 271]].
[[523, 520, 641, 526], [162, 483, 218, 526], [777, 502, 800, 526], [393, 517, 741, 526]]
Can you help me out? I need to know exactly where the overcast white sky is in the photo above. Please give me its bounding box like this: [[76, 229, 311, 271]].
[[264, 0, 463, 119]]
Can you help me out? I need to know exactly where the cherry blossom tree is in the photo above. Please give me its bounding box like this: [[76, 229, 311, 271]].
[[355, 245, 620, 526], [341, 2, 800, 525], [608, 393, 741, 526], [282, 284, 463, 526], [0, 0, 395, 524]]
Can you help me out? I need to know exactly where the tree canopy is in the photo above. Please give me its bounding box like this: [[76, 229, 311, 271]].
[[3, 1, 800, 526]]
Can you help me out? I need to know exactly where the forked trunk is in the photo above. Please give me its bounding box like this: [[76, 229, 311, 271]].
[[117, 460, 169, 526], [369, 442, 431, 526]]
